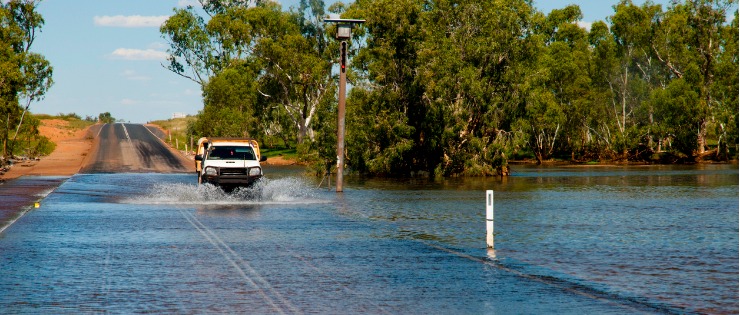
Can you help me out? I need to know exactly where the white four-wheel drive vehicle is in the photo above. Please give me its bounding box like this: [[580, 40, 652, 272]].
[[194, 137, 266, 190]]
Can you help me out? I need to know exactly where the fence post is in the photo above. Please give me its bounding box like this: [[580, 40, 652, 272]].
[[486, 190, 494, 249]]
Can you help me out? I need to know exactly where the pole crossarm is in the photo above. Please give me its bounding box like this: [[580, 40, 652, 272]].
[[324, 19, 366, 24]]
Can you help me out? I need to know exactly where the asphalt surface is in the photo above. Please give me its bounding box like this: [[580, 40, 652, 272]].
[[0, 173, 664, 314], [1, 122, 188, 234], [80, 123, 191, 174], [0, 176, 67, 234]]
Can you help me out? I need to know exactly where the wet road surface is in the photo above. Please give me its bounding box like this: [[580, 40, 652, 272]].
[[0, 125, 702, 313], [0, 173, 664, 314], [0, 176, 67, 234]]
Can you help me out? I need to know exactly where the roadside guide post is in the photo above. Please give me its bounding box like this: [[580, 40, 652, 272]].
[[486, 190, 494, 249], [325, 18, 365, 193]]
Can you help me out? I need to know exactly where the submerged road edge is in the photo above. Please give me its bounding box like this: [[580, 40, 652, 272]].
[[0, 176, 70, 235]]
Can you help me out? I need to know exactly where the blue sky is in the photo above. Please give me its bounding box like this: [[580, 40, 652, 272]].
[[29, 0, 733, 123]]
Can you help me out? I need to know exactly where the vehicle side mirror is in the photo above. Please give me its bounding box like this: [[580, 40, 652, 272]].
[[260, 156, 267, 162], [195, 154, 203, 161]]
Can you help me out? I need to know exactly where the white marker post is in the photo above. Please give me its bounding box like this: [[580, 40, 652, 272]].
[[486, 190, 494, 249]]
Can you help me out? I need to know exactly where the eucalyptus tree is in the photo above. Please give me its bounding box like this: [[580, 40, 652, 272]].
[[0, 0, 52, 158], [712, 10, 738, 158], [11, 52, 52, 152], [417, 0, 537, 173], [616, 0, 738, 158], [608, 0, 663, 157], [343, 0, 537, 175], [251, 1, 333, 144], [422, 0, 542, 175], [524, 5, 591, 162], [161, 0, 334, 145], [340, 0, 425, 175], [587, 21, 622, 158], [194, 61, 261, 137], [674, 0, 737, 156], [160, 0, 268, 85], [160, 6, 217, 86]]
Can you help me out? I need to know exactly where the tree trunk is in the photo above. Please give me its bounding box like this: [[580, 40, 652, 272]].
[[11, 102, 31, 156], [297, 120, 307, 144], [3, 113, 9, 158], [697, 118, 707, 154], [621, 67, 627, 134]]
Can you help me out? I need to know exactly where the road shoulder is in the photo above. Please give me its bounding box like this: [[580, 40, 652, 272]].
[[1, 121, 96, 181]]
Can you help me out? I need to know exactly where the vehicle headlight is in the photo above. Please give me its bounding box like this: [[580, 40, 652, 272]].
[[249, 167, 262, 176], [205, 167, 218, 176]]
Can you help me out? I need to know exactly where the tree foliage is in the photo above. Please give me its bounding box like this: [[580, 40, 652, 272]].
[[0, 0, 53, 159], [161, 0, 334, 146], [163, 0, 738, 177], [98, 112, 116, 124]]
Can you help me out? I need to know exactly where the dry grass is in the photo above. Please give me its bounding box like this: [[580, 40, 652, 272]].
[[148, 117, 197, 152]]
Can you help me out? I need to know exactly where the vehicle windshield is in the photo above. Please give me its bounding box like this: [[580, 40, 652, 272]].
[[207, 146, 256, 160]]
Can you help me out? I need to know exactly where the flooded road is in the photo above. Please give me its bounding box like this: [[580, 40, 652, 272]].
[[341, 164, 738, 314], [0, 125, 736, 314], [3, 167, 724, 314]]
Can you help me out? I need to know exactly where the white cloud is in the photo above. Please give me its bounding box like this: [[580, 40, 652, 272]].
[[110, 48, 168, 61], [577, 21, 593, 31], [93, 15, 169, 28]]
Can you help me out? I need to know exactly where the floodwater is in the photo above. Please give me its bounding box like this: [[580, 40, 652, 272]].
[[339, 164, 739, 314], [0, 164, 736, 314]]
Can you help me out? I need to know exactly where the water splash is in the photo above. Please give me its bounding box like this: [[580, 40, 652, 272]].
[[124, 177, 324, 205]]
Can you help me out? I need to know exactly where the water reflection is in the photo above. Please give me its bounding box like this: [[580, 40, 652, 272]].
[[1, 164, 735, 313], [338, 163, 738, 314]]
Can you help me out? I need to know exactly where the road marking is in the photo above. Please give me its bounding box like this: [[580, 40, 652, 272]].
[[420, 241, 661, 314], [95, 124, 105, 138], [102, 240, 112, 309], [0, 183, 65, 235], [178, 209, 298, 314], [0, 205, 34, 235], [119, 123, 132, 143], [142, 125, 163, 141], [283, 247, 392, 314]]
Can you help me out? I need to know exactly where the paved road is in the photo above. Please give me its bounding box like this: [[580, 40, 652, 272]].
[[81, 123, 191, 174], [0, 126, 669, 314], [0, 173, 664, 314]]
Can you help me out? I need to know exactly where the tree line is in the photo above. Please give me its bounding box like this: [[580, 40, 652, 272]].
[[164, 0, 738, 177], [0, 0, 53, 159], [1, 1, 120, 160]]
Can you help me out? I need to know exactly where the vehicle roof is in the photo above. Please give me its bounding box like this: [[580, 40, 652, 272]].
[[209, 141, 255, 147], [198, 137, 257, 145], [204, 137, 256, 142]]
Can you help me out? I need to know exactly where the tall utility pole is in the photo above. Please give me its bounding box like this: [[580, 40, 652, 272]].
[[336, 40, 347, 193], [325, 18, 364, 193]]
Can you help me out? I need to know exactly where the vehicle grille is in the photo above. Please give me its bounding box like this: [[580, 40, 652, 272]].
[[220, 168, 247, 176]]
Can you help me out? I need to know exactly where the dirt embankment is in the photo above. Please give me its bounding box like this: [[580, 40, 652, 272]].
[[1, 119, 94, 180]]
